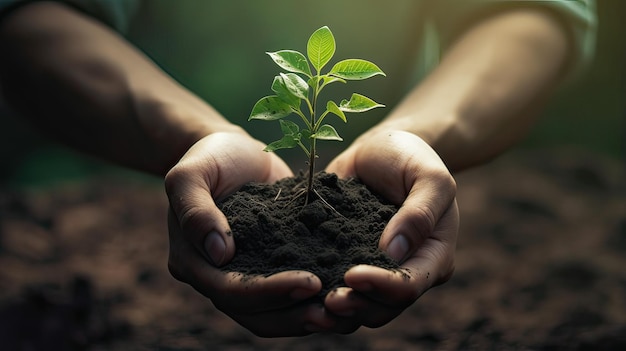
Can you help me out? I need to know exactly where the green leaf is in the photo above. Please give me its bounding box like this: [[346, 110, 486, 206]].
[[339, 93, 385, 113], [329, 59, 386, 80], [267, 50, 312, 77], [249, 96, 293, 121], [326, 100, 347, 122], [264, 135, 300, 152], [280, 73, 308, 100], [271, 76, 300, 108], [301, 128, 312, 140], [264, 120, 302, 152], [279, 119, 300, 135], [319, 75, 346, 91], [307, 26, 335, 73], [313, 124, 343, 141], [307, 76, 320, 89]]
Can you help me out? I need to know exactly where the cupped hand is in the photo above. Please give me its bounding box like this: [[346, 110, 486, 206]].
[[323, 130, 459, 332], [164, 132, 337, 336]]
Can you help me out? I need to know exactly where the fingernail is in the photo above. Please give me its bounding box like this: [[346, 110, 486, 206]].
[[387, 234, 409, 263], [204, 231, 226, 266]]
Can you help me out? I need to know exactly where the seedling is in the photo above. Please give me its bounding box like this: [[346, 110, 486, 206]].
[[249, 26, 385, 202]]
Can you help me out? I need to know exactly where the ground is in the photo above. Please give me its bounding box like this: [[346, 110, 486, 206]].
[[0, 147, 624, 350]]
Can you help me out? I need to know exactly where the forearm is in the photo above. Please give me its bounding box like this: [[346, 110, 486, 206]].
[[0, 2, 244, 176], [367, 7, 571, 172]]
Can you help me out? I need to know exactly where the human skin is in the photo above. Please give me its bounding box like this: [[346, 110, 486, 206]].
[[0, 2, 570, 336], [323, 6, 571, 331]]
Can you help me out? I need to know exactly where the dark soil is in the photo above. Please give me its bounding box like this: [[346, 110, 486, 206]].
[[218, 172, 400, 296], [0, 148, 625, 350]]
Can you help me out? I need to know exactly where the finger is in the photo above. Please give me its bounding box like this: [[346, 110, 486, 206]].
[[230, 302, 339, 337], [351, 131, 453, 205], [170, 133, 291, 198], [210, 271, 323, 313], [266, 152, 294, 183], [165, 175, 233, 266], [346, 201, 459, 303], [165, 134, 292, 266], [329, 132, 457, 262], [168, 212, 322, 313], [379, 180, 457, 264], [325, 287, 403, 329], [376, 134, 457, 263], [325, 146, 357, 179], [397, 200, 459, 287], [344, 265, 420, 305]]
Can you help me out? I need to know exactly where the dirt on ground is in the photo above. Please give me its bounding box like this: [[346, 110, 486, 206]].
[[0, 147, 624, 350]]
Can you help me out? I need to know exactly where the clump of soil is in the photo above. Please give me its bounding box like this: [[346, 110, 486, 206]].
[[218, 172, 400, 295]]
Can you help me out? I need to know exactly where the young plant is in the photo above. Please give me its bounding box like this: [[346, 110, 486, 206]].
[[249, 26, 385, 201]]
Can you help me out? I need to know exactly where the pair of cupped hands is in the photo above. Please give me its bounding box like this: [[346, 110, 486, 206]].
[[165, 130, 459, 337]]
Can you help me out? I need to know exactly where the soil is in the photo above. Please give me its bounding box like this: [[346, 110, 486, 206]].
[[218, 172, 400, 296], [0, 147, 625, 350]]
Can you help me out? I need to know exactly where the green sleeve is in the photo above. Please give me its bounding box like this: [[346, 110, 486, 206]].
[[419, 0, 597, 76], [0, 0, 140, 34]]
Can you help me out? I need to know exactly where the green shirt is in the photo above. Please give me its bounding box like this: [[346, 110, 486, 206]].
[[0, 0, 597, 137], [0, 0, 600, 185]]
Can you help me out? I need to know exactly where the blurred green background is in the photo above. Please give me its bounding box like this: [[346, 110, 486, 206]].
[[0, 0, 623, 188]]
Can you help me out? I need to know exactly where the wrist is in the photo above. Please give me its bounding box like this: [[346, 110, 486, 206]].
[[133, 91, 247, 175], [360, 111, 462, 153]]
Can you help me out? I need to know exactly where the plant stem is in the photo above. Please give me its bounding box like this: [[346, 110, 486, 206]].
[[306, 74, 321, 203], [307, 137, 316, 199]]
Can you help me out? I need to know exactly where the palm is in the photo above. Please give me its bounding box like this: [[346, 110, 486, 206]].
[[165, 132, 339, 336], [324, 130, 459, 329]]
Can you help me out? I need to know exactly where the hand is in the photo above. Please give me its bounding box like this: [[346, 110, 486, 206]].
[[323, 130, 459, 332], [165, 132, 337, 336]]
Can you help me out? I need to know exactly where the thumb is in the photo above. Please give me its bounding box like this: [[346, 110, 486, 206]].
[[165, 168, 235, 267], [325, 147, 357, 179]]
